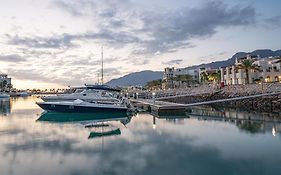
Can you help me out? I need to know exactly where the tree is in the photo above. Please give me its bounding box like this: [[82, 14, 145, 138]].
[[6, 83, 13, 92], [208, 71, 221, 84], [146, 79, 163, 89], [237, 60, 261, 84], [274, 56, 281, 63], [0, 80, 7, 92], [200, 72, 209, 83]]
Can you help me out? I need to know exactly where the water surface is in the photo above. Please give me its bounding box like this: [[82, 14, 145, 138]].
[[0, 96, 281, 175]]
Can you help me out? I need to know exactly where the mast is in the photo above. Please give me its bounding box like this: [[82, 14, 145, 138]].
[[101, 46, 104, 85]]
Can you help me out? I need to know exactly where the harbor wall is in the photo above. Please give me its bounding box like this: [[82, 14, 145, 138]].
[[161, 92, 281, 113]]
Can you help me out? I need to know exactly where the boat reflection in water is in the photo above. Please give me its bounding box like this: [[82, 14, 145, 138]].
[[37, 111, 132, 139], [0, 98, 11, 116]]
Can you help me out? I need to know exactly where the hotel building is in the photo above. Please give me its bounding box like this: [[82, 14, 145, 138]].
[[220, 55, 281, 85]]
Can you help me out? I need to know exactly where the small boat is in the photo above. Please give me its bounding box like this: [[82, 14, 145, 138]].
[[88, 128, 121, 139], [0, 93, 10, 98], [36, 99, 128, 113]]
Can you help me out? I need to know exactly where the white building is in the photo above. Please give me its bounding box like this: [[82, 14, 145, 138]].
[[220, 55, 281, 85], [0, 74, 12, 91], [162, 67, 175, 89]]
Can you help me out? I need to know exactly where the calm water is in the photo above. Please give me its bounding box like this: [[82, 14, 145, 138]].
[[1, 96, 281, 175]]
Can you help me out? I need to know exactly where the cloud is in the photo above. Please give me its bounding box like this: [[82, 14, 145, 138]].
[[7, 1, 256, 56], [6, 30, 139, 49], [265, 15, 281, 27], [162, 59, 183, 65], [50, 0, 256, 56], [0, 54, 26, 62], [6, 34, 77, 49]]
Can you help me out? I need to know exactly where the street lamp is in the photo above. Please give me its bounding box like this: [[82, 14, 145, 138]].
[[152, 92, 156, 104]]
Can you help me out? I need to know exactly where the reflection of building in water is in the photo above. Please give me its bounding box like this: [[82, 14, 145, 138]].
[[188, 106, 281, 136], [154, 113, 189, 126], [0, 99, 11, 115]]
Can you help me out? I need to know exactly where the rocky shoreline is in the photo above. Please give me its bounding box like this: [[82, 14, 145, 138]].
[[161, 83, 281, 113]]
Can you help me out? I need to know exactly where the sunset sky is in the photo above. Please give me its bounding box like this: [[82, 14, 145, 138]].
[[0, 0, 281, 89]]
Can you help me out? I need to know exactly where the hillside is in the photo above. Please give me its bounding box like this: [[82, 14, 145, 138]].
[[184, 49, 281, 70], [106, 70, 163, 87]]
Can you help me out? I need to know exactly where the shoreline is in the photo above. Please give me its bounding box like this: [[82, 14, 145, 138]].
[[160, 83, 281, 113]]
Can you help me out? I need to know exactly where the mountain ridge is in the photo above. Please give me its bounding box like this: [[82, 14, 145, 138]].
[[106, 49, 281, 87]]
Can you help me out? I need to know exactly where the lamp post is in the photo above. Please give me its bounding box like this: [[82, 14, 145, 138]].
[[152, 92, 156, 104]]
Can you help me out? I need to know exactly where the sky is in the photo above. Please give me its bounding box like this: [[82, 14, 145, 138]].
[[0, 0, 281, 89]]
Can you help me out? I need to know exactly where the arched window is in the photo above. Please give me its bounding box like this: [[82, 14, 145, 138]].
[[265, 76, 271, 82]]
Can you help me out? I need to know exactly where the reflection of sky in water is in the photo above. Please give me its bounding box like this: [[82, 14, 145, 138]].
[[0, 97, 281, 175]]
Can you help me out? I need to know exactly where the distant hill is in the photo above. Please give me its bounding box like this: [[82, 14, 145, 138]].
[[106, 70, 163, 87], [184, 49, 281, 70], [106, 49, 281, 87]]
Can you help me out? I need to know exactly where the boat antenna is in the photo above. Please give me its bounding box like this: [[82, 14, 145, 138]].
[[97, 73, 100, 85], [101, 46, 104, 85]]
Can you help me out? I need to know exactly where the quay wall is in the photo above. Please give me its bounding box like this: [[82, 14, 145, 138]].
[[161, 92, 281, 113], [160, 84, 281, 114]]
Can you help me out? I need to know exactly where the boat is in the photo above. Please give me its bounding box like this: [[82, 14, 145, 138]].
[[36, 99, 128, 113], [37, 111, 132, 139], [0, 93, 10, 98], [37, 111, 130, 123], [41, 84, 121, 103], [10, 91, 29, 97], [88, 128, 121, 139]]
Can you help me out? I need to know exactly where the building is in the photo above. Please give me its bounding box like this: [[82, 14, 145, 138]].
[[220, 55, 281, 85], [162, 67, 199, 89], [162, 67, 175, 89], [0, 74, 12, 91]]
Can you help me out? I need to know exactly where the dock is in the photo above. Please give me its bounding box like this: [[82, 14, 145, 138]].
[[130, 91, 281, 115]]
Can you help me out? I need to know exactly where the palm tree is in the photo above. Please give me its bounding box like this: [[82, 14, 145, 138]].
[[200, 72, 209, 83], [146, 79, 163, 89], [237, 60, 261, 84], [208, 71, 221, 84], [274, 56, 281, 63]]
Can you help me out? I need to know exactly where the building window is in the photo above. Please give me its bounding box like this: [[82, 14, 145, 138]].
[[265, 76, 271, 82]]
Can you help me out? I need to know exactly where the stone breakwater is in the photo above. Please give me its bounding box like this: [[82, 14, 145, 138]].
[[161, 83, 281, 113]]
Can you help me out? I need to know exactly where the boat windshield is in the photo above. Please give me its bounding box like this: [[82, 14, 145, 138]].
[[74, 89, 84, 93], [101, 91, 114, 97]]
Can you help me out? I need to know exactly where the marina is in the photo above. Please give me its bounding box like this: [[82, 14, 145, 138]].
[[1, 0, 281, 174], [1, 96, 281, 175]]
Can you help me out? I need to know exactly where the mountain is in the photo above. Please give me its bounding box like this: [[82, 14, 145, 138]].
[[106, 49, 281, 87], [106, 70, 163, 87], [184, 49, 281, 70]]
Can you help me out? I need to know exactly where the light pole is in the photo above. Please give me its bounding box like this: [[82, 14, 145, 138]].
[[152, 92, 156, 104]]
